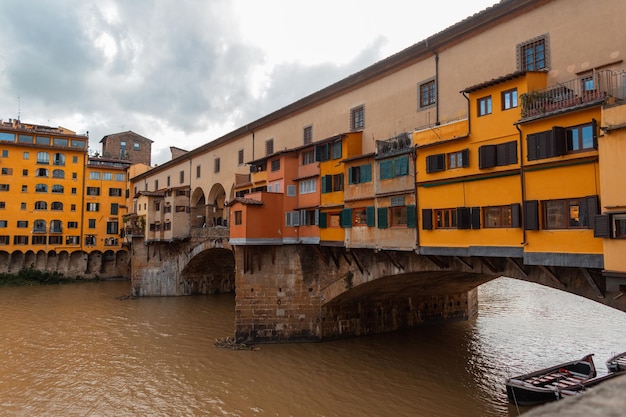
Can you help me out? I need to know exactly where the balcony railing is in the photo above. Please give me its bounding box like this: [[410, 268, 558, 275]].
[[521, 70, 626, 118]]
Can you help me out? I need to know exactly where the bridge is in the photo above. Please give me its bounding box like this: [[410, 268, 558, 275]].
[[125, 0, 626, 343]]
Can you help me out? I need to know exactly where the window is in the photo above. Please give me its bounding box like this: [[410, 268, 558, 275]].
[[35, 168, 49, 177], [0, 202, 4, 209], [348, 164, 372, 184], [1, 168, 12, 175], [502, 88, 518, 110], [479, 141, 517, 168], [70, 187, 76, 194], [167, 176, 171, 187], [285, 211, 300, 227], [0, 220, 6, 227], [115, 173, 125, 181], [14, 236, 28, 245], [315, 143, 331, 162], [53, 153, 65, 166], [302, 150, 315, 165], [89, 172, 100, 180], [86, 202, 100, 212], [52, 169, 64, 178], [544, 197, 594, 229], [331, 140, 342, 159], [0, 236, 8, 245], [478, 96, 492, 116], [321, 173, 344, 193], [21, 185, 27, 192], [179, 170, 184, 184], [37, 152, 50, 164], [88, 219, 96, 229], [36, 184, 48, 193], [87, 187, 100, 196], [72, 156, 78, 163], [390, 206, 407, 227], [567, 123, 596, 152], [133, 142, 140, 151], [72, 172, 77, 179], [352, 207, 375, 227], [299, 178, 316, 194], [426, 154, 446, 173], [238, 149, 244, 165], [234, 211, 242, 225], [612, 214, 626, 239], [286, 185, 296, 197], [448, 150, 469, 169], [0, 184, 8, 191], [350, 105, 365, 131], [214, 158, 220, 173], [175, 205, 188, 213], [265, 139, 274, 155], [51, 202, 63, 211], [34, 201, 48, 210], [50, 220, 62, 233], [435, 208, 457, 229], [49, 236, 62, 245], [270, 159, 280, 172], [32, 236, 47, 245], [379, 155, 410, 179], [484, 204, 521, 228], [303, 126, 313, 145], [518, 36, 548, 71], [301, 209, 318, 226], [111, 203, 119, 215], [1, 150, 7, 157], [71, 204, 76, 211], [106, 221, 119, 234], [20, 202, 26, 210], [419, 79, 436, 109], [527, 126, 573, 161], [23, 152, 29, 159], [68, 221, 78, 229], [109, 188, 122, 197], [333, 173, 344, 192], [103, 172, 113, 181]]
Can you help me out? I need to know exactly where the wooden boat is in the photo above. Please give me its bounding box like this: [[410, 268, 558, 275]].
[[505, 354, 596, 406], [606, 351, 626, 372]]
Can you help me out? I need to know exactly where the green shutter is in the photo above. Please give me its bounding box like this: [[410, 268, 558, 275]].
[[322, 175, 332, 193], [319, 212, 327, 228], [378, 207, 388, 229], [394, 155, 409, 176], [348, 167, 353, 184], [407, 205, 417, 228], [341, 208, 352, 228], [361, 164, 372, 182], [366, 206, 376, 227], [380, 160, 393, 180]]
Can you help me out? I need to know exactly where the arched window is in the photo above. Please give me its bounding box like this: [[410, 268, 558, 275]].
[[53, 153, 65, 166], [51, 184, 64, 193], [35, 184, 48, 193], [51, 202, 63, 211], [33, 219, 46, 233], [34, 201, 48, 210], [36, 168, 49, 177], [50, 220, 62, 233], [52, 169, 65, 179], [36, 152, 50, 164]]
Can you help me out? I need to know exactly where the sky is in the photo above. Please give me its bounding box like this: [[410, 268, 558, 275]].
[[0, 0, 498, 165]]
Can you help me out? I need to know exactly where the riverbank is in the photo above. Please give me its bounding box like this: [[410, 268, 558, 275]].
[[0, 267, 123, 287]]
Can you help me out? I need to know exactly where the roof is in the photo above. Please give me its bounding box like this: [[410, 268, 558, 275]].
[[228, 197, 264, 206], [100, 130, 154, 144], [461, 70, 528, 93]]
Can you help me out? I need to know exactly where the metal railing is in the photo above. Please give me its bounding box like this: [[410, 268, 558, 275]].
[[521, 70, 626, 118]]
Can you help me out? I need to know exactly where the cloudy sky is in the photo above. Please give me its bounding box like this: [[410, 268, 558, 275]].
[[0, 0, 497, 165]]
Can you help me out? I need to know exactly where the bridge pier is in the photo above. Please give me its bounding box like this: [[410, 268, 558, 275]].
[[234, 245, 489, 343]]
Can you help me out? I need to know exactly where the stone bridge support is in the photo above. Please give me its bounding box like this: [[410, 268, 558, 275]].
[[234, 245, 626, 343]]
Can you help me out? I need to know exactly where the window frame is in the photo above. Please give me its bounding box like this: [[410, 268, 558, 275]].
[[502, 88, 518, 110], [478, 96, 493, 117], [419, 79, 437, 109], [350, 105, 365, 131]]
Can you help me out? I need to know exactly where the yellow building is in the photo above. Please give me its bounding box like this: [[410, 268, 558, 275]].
[[0, 119, 88, 272]]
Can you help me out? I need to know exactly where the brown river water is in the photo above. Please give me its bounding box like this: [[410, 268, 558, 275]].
[[1, 277, 625, 417]]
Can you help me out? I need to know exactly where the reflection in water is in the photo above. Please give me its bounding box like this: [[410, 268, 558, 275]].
[[0, 277, 625, 416]]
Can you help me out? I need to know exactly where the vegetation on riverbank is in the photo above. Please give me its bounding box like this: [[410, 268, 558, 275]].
[[0, 268, 93, 287]]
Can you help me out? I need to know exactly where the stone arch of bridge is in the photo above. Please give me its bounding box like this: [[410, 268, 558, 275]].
[[190, 187, 206, 228], [180, 247, 235, 294], [207, 183, 227, 227]]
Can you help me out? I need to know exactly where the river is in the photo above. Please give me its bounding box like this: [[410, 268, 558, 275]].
[[1, 277, 625, 417]]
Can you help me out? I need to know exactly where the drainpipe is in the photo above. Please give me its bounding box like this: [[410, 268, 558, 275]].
[[425, 39, 440, 126], [461, 92, 471, 137], [515, 123, 527, 245]]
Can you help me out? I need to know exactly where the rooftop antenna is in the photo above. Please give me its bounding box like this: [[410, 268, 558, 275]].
[[17, 96, 21, 121]]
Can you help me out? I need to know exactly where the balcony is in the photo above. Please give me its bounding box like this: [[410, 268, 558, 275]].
[[521, 70, 626, 119]]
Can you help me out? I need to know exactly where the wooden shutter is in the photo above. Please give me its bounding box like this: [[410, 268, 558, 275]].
[[457, 207, 471, 229], [585, 195, 599, 229], [593, 214, 610, 238], [366, 206, 376, 227], [479, 145, 497, 168], [422, 209, 433, 230], [553, 126, 567, 156], [394, 155, 409, 176], [511, 203, 522, 228], [524, 200, 539, 230], [377, 207, 388, 229], [527, 133, 539, 161], [361, 164, 372, 183], [319, 212, 327, 229], [426, 154, 445, 173], [380, 160, 393, 180], [340, 208, 352, 228], [407, 205, 417, 228], [471, 207, 481, 229]]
